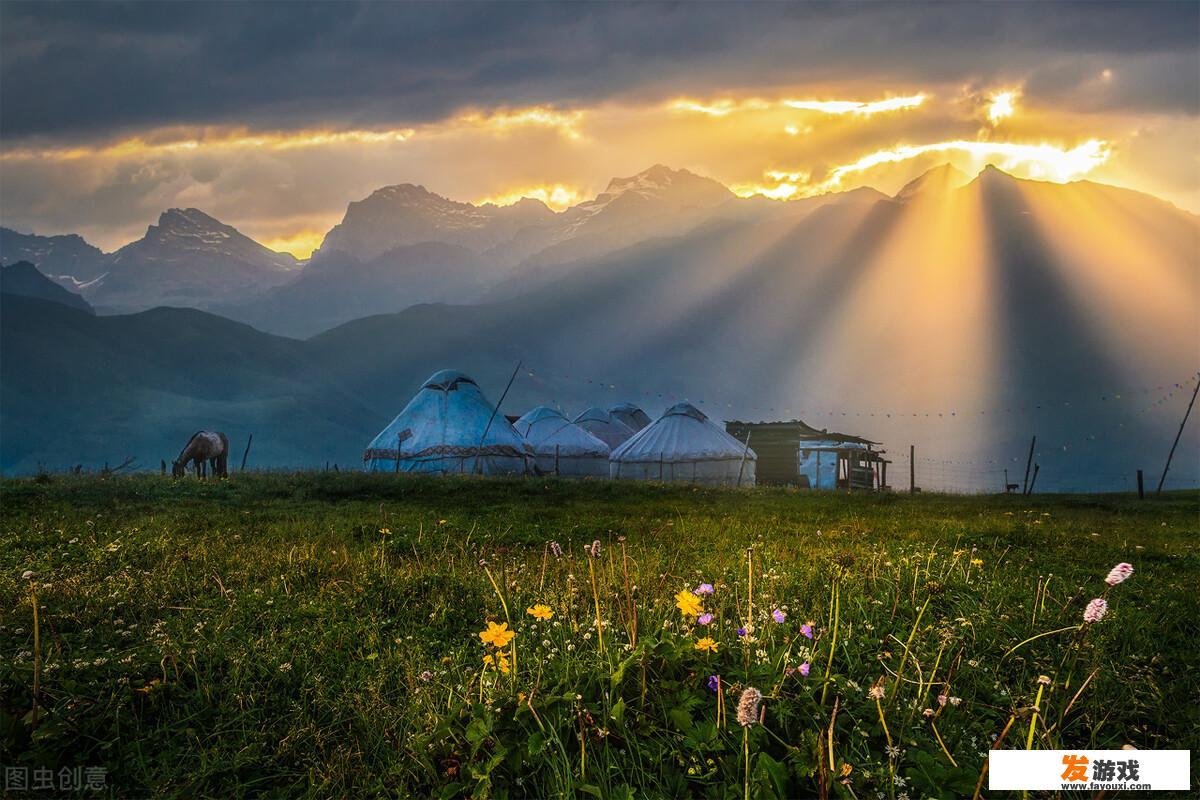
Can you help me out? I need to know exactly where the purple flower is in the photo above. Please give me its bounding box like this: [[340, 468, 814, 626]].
[[799, 662, 810, 677], [800, 623, 813, 639], [707, 674, 720, 692], [695, 583, 715, 596], [772, 609, 786, 624], [737, 627, 747, 637], [698, 613, 714, 626], [1105, 562, 1134, 586]]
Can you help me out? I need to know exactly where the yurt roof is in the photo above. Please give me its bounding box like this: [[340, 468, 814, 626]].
[[364, 369, 528, 462], [514, 406, 610, 457], [608, 402, 652, 430], [611, 402, 756, 463]]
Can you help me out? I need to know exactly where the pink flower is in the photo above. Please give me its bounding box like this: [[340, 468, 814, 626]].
[[698, 613, 714, 626], [772, 608, 786, 623], [800, 622, 814, 639], [1083, 597, 1108, 623], [1105, 563, 1133, 586], [695, 583, 715, 596], [799, 662, 810, 677]]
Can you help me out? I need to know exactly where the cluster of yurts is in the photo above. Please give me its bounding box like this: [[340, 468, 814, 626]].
[[364, 369, 758, 486]]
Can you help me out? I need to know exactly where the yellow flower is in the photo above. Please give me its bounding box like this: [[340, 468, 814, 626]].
[[526, 604, 554, 620], [479, 621, 516, 647], [694, 637, 719, 654], [675, 590, 703, 617], [970, 558, 983, 567], [379, 527, 392, 535], [483, 650, 511, 673], [840, 763, 853, 777]]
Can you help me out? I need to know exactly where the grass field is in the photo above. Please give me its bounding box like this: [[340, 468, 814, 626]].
[[2, 474, 1198, 798]]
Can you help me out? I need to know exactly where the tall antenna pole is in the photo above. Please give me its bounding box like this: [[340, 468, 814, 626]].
[[1156, 374, 1200, 494], [477, 361, 523, 475]]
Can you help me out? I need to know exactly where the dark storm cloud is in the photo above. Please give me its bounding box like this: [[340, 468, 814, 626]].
[[1, 1, 1197, 141]]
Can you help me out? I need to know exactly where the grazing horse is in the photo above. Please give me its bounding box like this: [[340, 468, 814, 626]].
[[172, 431, 229, 478]]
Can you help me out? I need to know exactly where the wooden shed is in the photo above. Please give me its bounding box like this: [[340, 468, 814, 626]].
[[724, 420, 889, 490]]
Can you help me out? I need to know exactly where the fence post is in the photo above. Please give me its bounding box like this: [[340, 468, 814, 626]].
[[1137, 469, 1145, 500], [909, 445, 915, 494]]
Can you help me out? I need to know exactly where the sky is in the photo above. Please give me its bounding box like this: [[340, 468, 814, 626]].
[[1, 1, 1197, 257]]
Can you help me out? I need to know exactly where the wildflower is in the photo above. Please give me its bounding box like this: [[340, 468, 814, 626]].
[[379, 527, 392, 535], [279, 662, 293, 672], [526, 604, 554, 620], [420, 670, 433, 682], [799, 662, 810, 677], [1037, 675, 1051, 686], [483, 651, 511, 673], [892, 773, 906, 788], [970, 558, 983, 566], [736, 686, 762, 727], [675, 589, 703, 617], [479, 621, 516, 647], [1105, 562, 1134, 586], [736, 627, 747, 637], [800, 622, 814, 639], [695, 637, 720, 654], [694, 582, 714, 596], [589, 540, 601, 558], [772, 608, 786, 623], [21, 570, 35, 580], [549, 541, 563, 558], [697, 613, 714, 626], [1083, 598, 1108, 623], [707, 674, 721, 692], [868, 684, 886, 700], [949, 696, 962, 706], [937, 693, 948, 706]]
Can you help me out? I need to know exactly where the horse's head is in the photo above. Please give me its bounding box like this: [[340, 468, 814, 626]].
[[171, 460, 185, 478]]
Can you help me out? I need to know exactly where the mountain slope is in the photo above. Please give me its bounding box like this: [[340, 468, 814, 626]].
[[0, 227, 108, 282], [0, 294, 375, 473], [1, 261, 94, 313], [86, 208, 299, 312]]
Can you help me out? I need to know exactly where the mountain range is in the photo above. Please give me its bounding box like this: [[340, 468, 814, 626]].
[[2, 164, 1197, 489]]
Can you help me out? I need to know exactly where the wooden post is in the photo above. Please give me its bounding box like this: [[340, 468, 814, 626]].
[[555, 444, 560, 476], [909, 445, 915, 494], [240, 434, 253, 472], [1004, 468, 1009, 493], [1028, 463, 1040, 495], [1157, 376, 1199, 494], [1022, 436, 1036, 495], [736, 431, 752, 488], [1136, 469, 1145, 500]]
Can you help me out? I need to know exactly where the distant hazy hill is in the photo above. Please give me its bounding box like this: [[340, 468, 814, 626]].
[[1, 261, 94, 313]]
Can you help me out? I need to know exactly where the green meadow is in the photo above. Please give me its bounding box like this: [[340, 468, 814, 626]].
[[2, 474, 1197, 798]]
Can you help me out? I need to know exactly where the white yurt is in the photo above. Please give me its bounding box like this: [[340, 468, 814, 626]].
[[573, 406, 637, 449], [610, 402, 757, 487], [514, 406, 611, 478], [608, 402, 652, 432], [363, 369, 530, 475]]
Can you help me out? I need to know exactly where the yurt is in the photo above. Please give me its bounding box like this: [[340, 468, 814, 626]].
[[514, 406, 611, 478], [363, 369, 530, 475], [608, 402, 652, 432], [610, 402, 757, 487], [573, 406, 636, 449]]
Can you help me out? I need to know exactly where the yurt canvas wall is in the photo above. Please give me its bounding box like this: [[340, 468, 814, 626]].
[[363, 370, 529, 475], [514, 406, 610, 478], [609, 402, 757, 487]]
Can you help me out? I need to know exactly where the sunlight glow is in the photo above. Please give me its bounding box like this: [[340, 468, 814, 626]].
[[475, 184, 585, 211], [987, 90, 1019, 124], [669, 94, 926, 117], [261, 230, 326, 259], [782, 94, 927, 115], [452, 106, 585, 139]]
